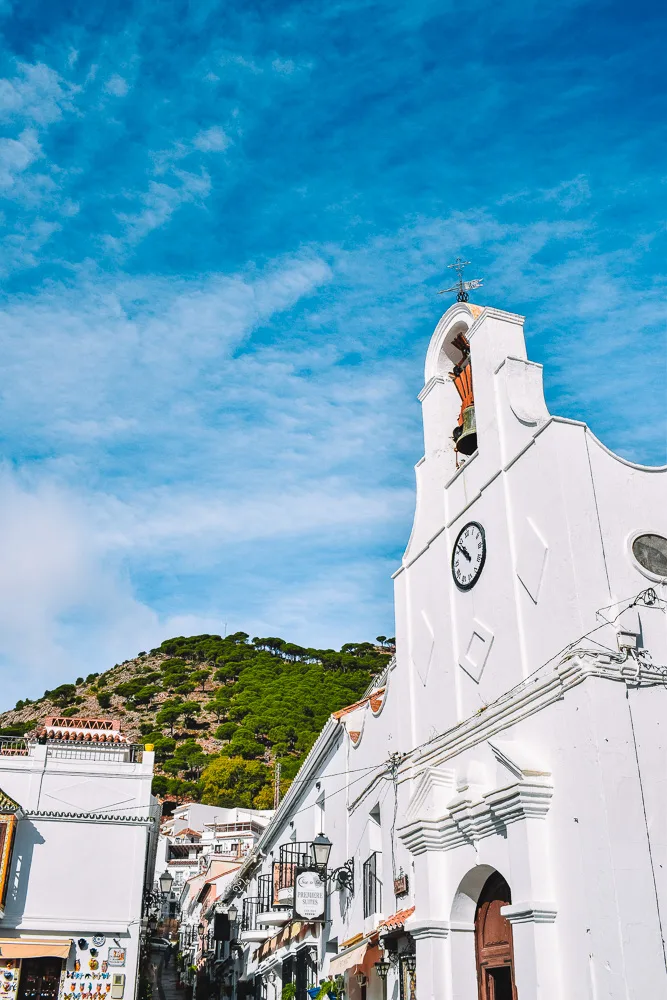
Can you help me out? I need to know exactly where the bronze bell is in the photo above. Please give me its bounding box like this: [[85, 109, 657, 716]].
[[454, 404, 477, 455]]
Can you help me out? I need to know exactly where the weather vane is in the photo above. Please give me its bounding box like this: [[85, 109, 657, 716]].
[[439, 258, 483, 302]]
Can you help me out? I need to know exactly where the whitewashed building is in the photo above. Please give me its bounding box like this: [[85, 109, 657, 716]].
[[219, 300, 667, 1000], [155, 807, 273, 922], [0, 717, 159, 1000]]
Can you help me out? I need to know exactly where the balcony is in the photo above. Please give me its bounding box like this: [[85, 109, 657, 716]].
[[239, 897, 269, 944], [257, 865, 291, 927], [276, 842, 312, 904]]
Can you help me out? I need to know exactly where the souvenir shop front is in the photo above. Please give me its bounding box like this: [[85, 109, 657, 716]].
[[0, 936, 128, 1000]]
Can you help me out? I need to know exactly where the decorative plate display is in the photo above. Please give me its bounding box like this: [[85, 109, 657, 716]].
[[92, 938, 106, 948], [88, 962, 99, 971]]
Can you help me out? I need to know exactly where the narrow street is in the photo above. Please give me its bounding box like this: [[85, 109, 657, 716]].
[[152, 949, 187, 1000]]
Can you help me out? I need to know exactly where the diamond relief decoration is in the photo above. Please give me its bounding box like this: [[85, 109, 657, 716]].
[[459, 618, 494, 683], [515, 517, 549, 603], [411, 608, 435, 687]]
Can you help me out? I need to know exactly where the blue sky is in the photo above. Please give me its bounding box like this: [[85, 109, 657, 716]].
[[0, 0, 664, 708]]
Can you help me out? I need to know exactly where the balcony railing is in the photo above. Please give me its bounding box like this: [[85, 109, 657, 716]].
[[256, 863, 291, 925], [0, 736, 30, 756], [241, 897, 260, 931], [277, 842, 312, 894], [362, 852, 382, 918], [0, 737, 144, 762], [239, 897, 269, 943], [257, 863, 282, 911], [47, 743, 143, 762]]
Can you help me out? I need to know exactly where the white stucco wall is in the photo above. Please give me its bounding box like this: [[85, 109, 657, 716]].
[[0, 744, 158, 1000]]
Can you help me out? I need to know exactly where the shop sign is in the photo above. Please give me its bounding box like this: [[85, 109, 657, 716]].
[[107, 949, 126, 967], [393, 873, 409, 896], [293, 869, 326, 922]]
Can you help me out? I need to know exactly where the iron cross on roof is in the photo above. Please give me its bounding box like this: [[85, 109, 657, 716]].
[[439, 258, 483, 303]]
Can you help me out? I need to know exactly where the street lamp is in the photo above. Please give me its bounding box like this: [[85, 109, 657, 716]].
[[354, 973, 366, 986], [227, 903, 238, 924], [311, 833, 332, 869], [159, 870, 174, 896], [267, 972, 276, 984], [374, 955, 390, 1000], [374, 958, 390, 980], [403, 954, 416, 975]]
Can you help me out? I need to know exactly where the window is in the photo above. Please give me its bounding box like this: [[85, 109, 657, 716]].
[[362, 853, 382, 918]]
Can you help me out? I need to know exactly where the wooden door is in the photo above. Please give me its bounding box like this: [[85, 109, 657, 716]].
[[474, 873, 518, 1000], [17, 959, 62, 1000]]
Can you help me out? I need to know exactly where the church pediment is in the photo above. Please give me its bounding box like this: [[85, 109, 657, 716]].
[[404, 767, 456, 824]]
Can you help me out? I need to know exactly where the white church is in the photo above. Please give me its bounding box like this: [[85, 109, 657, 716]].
[[216, 299, 667, 1000]]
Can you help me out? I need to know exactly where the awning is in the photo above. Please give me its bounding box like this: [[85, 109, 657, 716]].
[[0, 938, 72, 959], [328, 942, 369, 977]]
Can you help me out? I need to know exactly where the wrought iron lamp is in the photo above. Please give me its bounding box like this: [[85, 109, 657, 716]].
[[311, 833, 332, 869], [227, 903, 238, 924], [310, 834, 355, 894], [354, 972, 366, 986], [159, 870, 174, 896], [403, 954, 416, 975], [374, 958, 390, 980]]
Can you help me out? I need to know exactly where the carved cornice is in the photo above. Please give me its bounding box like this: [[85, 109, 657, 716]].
[[400, 653, 667, 782], [404, 919, 450, 940], [398, 774, 552, 856], [501, 902, 557, 925], [24, 810, 155, 825]]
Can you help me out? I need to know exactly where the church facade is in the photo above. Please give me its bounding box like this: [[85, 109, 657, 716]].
[[215, 302, 667, 1000]]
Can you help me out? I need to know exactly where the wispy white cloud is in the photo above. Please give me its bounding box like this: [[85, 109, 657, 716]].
[[113, 169, 212, 245], [0, 61, 77, 125], [104, 74, 129, 97], [193, 125, 229, 151], [0, 128, 42, 189]]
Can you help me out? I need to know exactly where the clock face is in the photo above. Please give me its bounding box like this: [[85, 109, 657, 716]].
[[452, 521, 486, 590]]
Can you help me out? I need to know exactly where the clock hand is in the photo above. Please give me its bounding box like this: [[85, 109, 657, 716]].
[[457, 543, 472, 562]]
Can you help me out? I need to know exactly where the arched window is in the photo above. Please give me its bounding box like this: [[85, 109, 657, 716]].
[[474, 872, 517, 1000]]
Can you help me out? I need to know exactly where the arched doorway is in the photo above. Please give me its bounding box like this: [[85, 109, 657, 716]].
[[474, 872, 517, 1000]]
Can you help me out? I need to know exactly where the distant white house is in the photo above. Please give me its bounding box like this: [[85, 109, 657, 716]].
[[0, 717, 159, 1000], [155, 806, 273, 922]]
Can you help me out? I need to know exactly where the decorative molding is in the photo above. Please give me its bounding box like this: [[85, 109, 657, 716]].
[[459, 619, 495, 683], [404, 768, 456, 825], [24, 810, 155, 825], [398, 652, 667, 783], [501, 902, 557, 925], [418, 375, 447, 402], [515, 518, 548, 604], [403, 918, 450, 940], [398, 771, 552, 856]]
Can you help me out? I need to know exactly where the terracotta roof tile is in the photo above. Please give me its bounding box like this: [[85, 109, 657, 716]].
[[379, 906, 415, 932], [332, 688, 385, 721]]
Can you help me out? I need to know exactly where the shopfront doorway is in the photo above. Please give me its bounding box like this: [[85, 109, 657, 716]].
[[16, 958, 62, 1000], [474, 872, 517, 1000]]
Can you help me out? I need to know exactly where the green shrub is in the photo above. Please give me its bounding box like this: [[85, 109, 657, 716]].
[[214, 722, 236, 741]]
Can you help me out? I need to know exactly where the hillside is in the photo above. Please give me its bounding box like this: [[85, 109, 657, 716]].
[[0, 631, 394, 808]]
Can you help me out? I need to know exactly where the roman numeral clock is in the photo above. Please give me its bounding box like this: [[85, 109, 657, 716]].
[[451, 521, 486, 590]]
